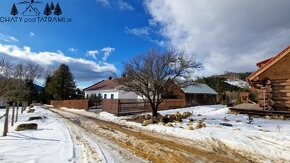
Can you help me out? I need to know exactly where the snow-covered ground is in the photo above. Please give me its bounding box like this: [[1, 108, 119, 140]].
[[0, 106, 74, 162], [97, 105, 290, 162], [225, 79, 250, 88]]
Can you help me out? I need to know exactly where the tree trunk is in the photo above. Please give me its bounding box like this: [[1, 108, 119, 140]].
[[11, 103, 15, 127], [2, 104, 10, 137], [150, 102, 158, 117], [15, 102, 19, 123], [21, 102, 25, 114]]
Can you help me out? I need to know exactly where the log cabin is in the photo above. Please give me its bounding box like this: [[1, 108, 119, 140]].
[[247, 45, 290, 112]]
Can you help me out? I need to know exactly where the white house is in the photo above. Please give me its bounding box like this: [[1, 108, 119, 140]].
[[83, 77, 142, 100]]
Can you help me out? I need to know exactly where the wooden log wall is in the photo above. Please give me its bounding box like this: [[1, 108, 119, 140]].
[[271, 79, 290, 111], [253, 79, 274, 111]]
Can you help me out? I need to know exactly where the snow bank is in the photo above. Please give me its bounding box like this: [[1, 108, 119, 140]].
[[225, 79, 249, 88], [0, 106, 74, 162], [98, 105, 290, 162]]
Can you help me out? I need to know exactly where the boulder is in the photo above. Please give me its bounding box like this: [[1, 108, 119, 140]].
[[28, 116, 43, 121], [166, 122, 174, 127], [142, 119, 153, 126], [184, 125, 194, 130], [195, 120, 206, 129], [15, 123, 38, 131], [182, 112, 192, 119], [27, 109, 35, 113], [144, 114, 151, 120], [219, 123, 233, 127]]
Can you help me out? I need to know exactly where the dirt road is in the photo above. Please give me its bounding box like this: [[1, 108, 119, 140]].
[[50, 108, 250, 163]]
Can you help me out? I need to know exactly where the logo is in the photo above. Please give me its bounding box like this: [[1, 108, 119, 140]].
[[1, 0, 72, 23]]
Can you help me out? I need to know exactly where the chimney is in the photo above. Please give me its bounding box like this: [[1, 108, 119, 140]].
[[108, 76, 112, 80], [121, 73, 126, 78]]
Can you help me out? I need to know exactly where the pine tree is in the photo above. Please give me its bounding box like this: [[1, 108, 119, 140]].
[[54, 3, 62, 16], [43, 3, 51, 16], [10, 3, 18, 16], [50, 2, 55, 11], [46, 64, 76, 100]]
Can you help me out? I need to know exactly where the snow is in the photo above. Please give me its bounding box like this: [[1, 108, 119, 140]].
[[97, 105, 290, 162], [225, 79, 249, 88], [0, 106, 74, 162]]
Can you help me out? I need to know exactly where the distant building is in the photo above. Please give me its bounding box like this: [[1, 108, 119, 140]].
[[84, 77, 218, 106]]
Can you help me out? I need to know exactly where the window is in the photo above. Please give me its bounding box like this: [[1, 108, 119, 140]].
[[111, 94, 114, 99], [98, 93, 102, 98], [104, 94, 107, 99]]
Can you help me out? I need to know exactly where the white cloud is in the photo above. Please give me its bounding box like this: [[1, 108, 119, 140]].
[[145, 0, 290, 75], [126, 27, 149, 36], [96, 0, 110, 6], [30, 32, 35, 37], [101, 47, 115, 61], [68, 48, 77, 53], [118, 1, 134, 10], [0, 33, 18, 42], [0, 43, 116, 81], [86, 50, 99, 59]]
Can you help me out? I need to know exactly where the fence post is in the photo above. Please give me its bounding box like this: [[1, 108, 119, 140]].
[[2, 104, 10, 137], [15, 102, 19, 123], [11, 102, 15, 126]]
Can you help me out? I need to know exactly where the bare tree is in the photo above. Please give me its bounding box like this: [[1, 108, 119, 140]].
[[116, 49, 202, 118]]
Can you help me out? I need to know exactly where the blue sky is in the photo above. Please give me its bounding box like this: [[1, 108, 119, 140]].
[[1, 0, 290, 88]]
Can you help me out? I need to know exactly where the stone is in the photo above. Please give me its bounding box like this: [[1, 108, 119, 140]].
[[166, 122, 174, 127], [184, 125, 194, 130], [142, 119, 153, 126], [144, 114, 151, 120], [195, 120, 205, 129], [27, 109, 35, 113], [219, 123, 233, 127], [15, 123, 38, 131], [182, 112, 192, 119]]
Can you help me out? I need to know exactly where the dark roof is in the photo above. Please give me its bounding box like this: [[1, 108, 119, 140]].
[[182, 84, 218, 95], [83, 79, 120, 91]]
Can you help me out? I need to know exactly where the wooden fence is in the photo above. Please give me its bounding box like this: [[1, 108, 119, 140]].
[[50, 100, 89, 110], [102, 99, 186, 116]]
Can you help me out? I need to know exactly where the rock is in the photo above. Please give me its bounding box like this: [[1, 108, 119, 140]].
[[27, 109, 35, 113], [158, 122, 165, 125], [168, 114, 176, 122], [236, 120, 241, 123], [189, 118, 194, 122], [15, 123, 38, 131], [219, 123, 233, 127], [142, 119, 153, 126], [265, 115, 271, 119], [212, 125, 222, 128], [166, 122, 174, 127], [175, 112, 181, 116], [182, 112, 192, 119], [28, 116, 43, 121], [184, 125, 194, 130], [157, 113, 162, 118], [195, 120, 205, 129], [144, 114, 151, 120]]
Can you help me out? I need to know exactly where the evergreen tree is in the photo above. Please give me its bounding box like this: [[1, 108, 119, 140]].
[[50, 2, 55, 11], [25, 79, 39, 105], [43, 3, 51, 16], [46, 64, 76, 100], [54, 3, 62, 16], [10, 3, 18, 16]]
